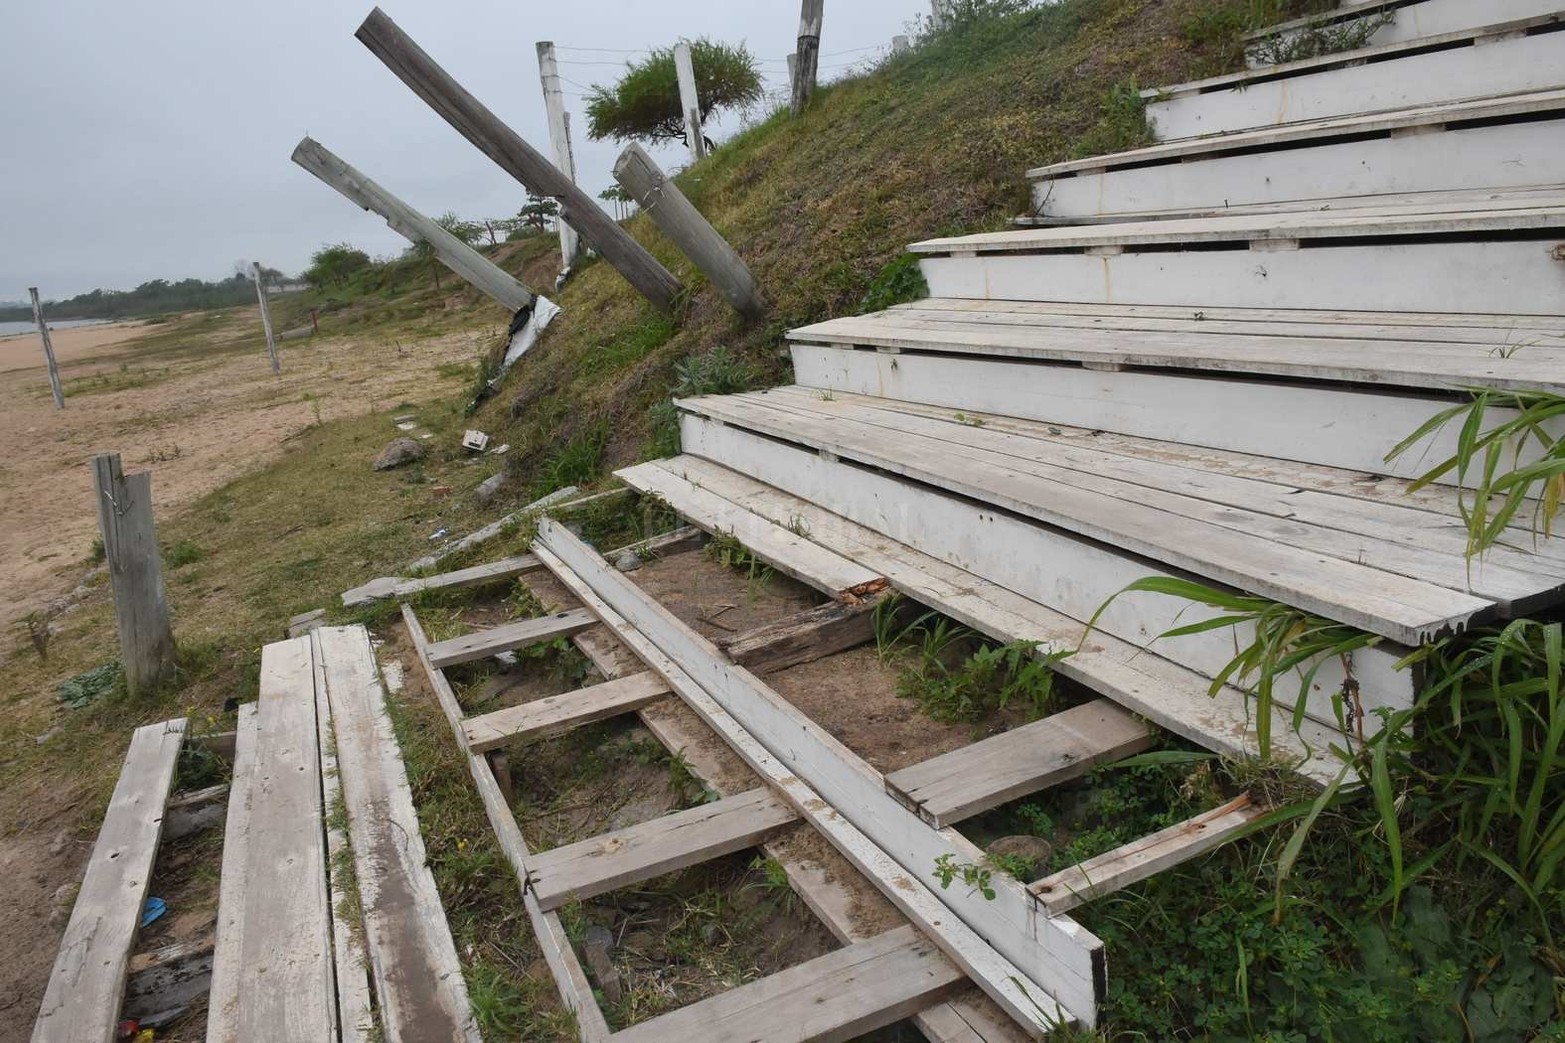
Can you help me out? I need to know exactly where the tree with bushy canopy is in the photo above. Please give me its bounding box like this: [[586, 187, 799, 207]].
[[303, 244, 371, 289], [585, 39, 762, 147]]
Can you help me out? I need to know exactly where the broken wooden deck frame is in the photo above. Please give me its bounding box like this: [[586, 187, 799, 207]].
[[293, 136, 537, 313], [533, 518, 1101, 1033], [462, 670, 672, 752], [342, 553, 542, 606], [30, 719, 186, 1043], [355, 8, 682, 312], [425, 608, 597, 668], [613, 143, 767, 322], [401, 605, 615, 1040]]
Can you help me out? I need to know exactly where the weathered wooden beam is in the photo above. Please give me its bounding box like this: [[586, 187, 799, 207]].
[[356, 8, 682, 311], [292, 136, 536, 313], [613, 143, 766, 322], [790, 0, 825, 117], [535, 42, 583, 271], [341, 553, 542, 608], [91, 453, 175, 698], [250, 263, 280, 374], [425, 608, 598, 669], [464, 670, 672, 752], [673, 41, 706, 163], [719, 597, 880, 675], [27, 288, 64, 409]]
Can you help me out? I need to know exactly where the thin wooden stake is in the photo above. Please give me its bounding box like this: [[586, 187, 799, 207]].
[[356, 8, 682, 312], [91, 453, 176, 698], [892, 34, 911, 54], [250, 263, 280, 374], [674, 41, 706, 163], [613, 143, 767, 322], [791, 0, 825, 117], [28, 287, 64, 409], [535, 41, 583, 271], [292, 136, 537, 313]]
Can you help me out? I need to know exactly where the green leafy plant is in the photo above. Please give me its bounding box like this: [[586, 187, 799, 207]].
[[1385, 389, 1565, 561], [1249, 10, 1394, 66], [932, 853, 997, 900], [856, 253, 928, 313], [887, 607, 1072, 722], [1087, 577, 1381, 756], [586, 40, 763, 146]]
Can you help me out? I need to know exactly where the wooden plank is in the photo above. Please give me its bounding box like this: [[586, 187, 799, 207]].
[[886, 701, 1156, 827], [400, 606, 613, 1041], [309, 634, 376, 1041], [462, 671, 672, 752], [318, 626, 480, 1041], [30, 719, 185, 1043], [529, 788, 798, 910], [1244, 0, 1561, 51], [124, 935, 214, 1022], [238, 638, 335, 1043], [426, 609, 597, 668], [611, 925, 964, 1043], [719, 598, 881, 675], [206, 705, 258, 1043], [631, 455, 1349, 784], [408, 486, 580, 573], [341, 554, 541, 607], [617, 461, 884, 597], [534, 522, 1097, 1033], [1028, 797, 1267, 915], [686, 392, 1486, 647]]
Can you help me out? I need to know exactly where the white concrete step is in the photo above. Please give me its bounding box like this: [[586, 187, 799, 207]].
[[911, 198, 1565, 313], [1146, 14, 1565, 138], [1245, 0, 1564, 67], [1026, 91, 1565, 221]]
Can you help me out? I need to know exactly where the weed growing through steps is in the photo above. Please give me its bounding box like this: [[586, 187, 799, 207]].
[[705, 528, 776, 594], [1248, 9, 1395, 66], [855, 253, 928, 314], [1177, 0, 1336, 76], [647, 345, 763, 459]]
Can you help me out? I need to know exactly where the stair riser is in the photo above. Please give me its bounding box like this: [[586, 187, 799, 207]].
[[1152, 30, 1565, 138], [681, 412, 1414, 729], [1031, 118, 1565, 218], [1246, 0, 1563, 68], [919, 239, 1565, 314]]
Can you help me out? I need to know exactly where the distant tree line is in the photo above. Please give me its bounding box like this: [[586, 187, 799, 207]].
[[0, 265, 291, 322]]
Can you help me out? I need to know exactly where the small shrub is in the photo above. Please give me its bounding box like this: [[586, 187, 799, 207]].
[[164, 539, 204, 569], [857, 253, 928, 314], [1249, 10, 1394, 66], [672, 345, 757, 399]]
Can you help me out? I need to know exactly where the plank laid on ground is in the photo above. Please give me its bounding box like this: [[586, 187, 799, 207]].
[[426, 609, 597, 668], [534, 521, 1096, 1033], [611, 924, 966, 1043], [206, 704, 258, 1043], [622, 455, 1348, 784], [528, 787, 798, 909], [401, 606, 613, 1040], [238, 638, 335, 1043], [341, 554, 541, 606], [720, 598, 881, 675], [1029, 797, 1267, 915], [30, 719, 185, 1043], [309, 635, 376, 1042], [886, 701, 1156, 827], [319, 626, 481, 1041], [463, 670, 672, 752]]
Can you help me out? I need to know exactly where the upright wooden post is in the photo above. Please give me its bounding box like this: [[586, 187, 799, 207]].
[[292, 136, 537, 313], [250, 263, 281, 374], [535, 41, 582, 271], [91, 453, 176, 698], [27, 287, 65, 409], [673, 41, 706, 163], [613, 143, 766, 322], [790, 0, 824, 117], [787, 53, 797, 87], [892, 34, 911, 54], [357, 9, 681, 312]]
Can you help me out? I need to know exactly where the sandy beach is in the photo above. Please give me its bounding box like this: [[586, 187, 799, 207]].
[[0, 319, 154, 373]]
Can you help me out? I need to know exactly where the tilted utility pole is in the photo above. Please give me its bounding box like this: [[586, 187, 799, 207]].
[[790, 0, 824, 117], [251, 262, 281, 373], [28, 287, 64, 409], [535, 41, 583, 273], [674, 41, 706, 163]]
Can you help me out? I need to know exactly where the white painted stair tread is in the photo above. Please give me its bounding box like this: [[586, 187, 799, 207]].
[[788, 308, 1565, 393], [1022, 185, 1565, 226], [1244, 0, 1564, 47], [618, 455, 1351, 785], [681, 389, 1530, 644], [910, 195, 1565, 252], [1026, 89, 1565, 177]]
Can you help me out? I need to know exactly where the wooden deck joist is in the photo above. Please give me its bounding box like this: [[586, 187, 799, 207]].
[[30, 719, 186, 1043], [527, 787, 799, 910], [463, 670, 673, 752], [617, 455, 1348, 784], [206, 705, 258, 1043], [341, 553, 541, 606], [719, 597, 883, 674], [886, 701, 1157, 827], [425, 609, 597, 668]]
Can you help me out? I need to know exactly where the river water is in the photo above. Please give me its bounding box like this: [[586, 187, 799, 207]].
[[0, 318, 109, 337]]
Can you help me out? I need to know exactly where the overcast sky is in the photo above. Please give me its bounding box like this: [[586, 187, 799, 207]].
[[0, 0, 928, 303]]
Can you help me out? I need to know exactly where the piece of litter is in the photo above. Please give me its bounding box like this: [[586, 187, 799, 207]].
[[394, 414, 415, 422], [141, 896, 166, 928], [428, 528, 450, 541], [419, 432, 434, 440], [432, 485, 452, 499], [489, 444, 510, 455], [462, 429, 491, 452], [395, 421, 416, 431]]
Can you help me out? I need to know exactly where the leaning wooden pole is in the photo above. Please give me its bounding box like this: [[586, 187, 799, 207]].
[[91, 453, 176, 698], [673, 41, 707, 163], [356, 8, 681, 312], [292, 136, 537, 313], [250, 263, 281, 374], [613, 144, 766, 322], [535, 41, 583, 273], [790, 0, 825, 117], [27, 287, 65, 409]]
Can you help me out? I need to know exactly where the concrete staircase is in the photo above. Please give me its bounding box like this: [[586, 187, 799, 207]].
[[621, 1, 1565, 776]]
